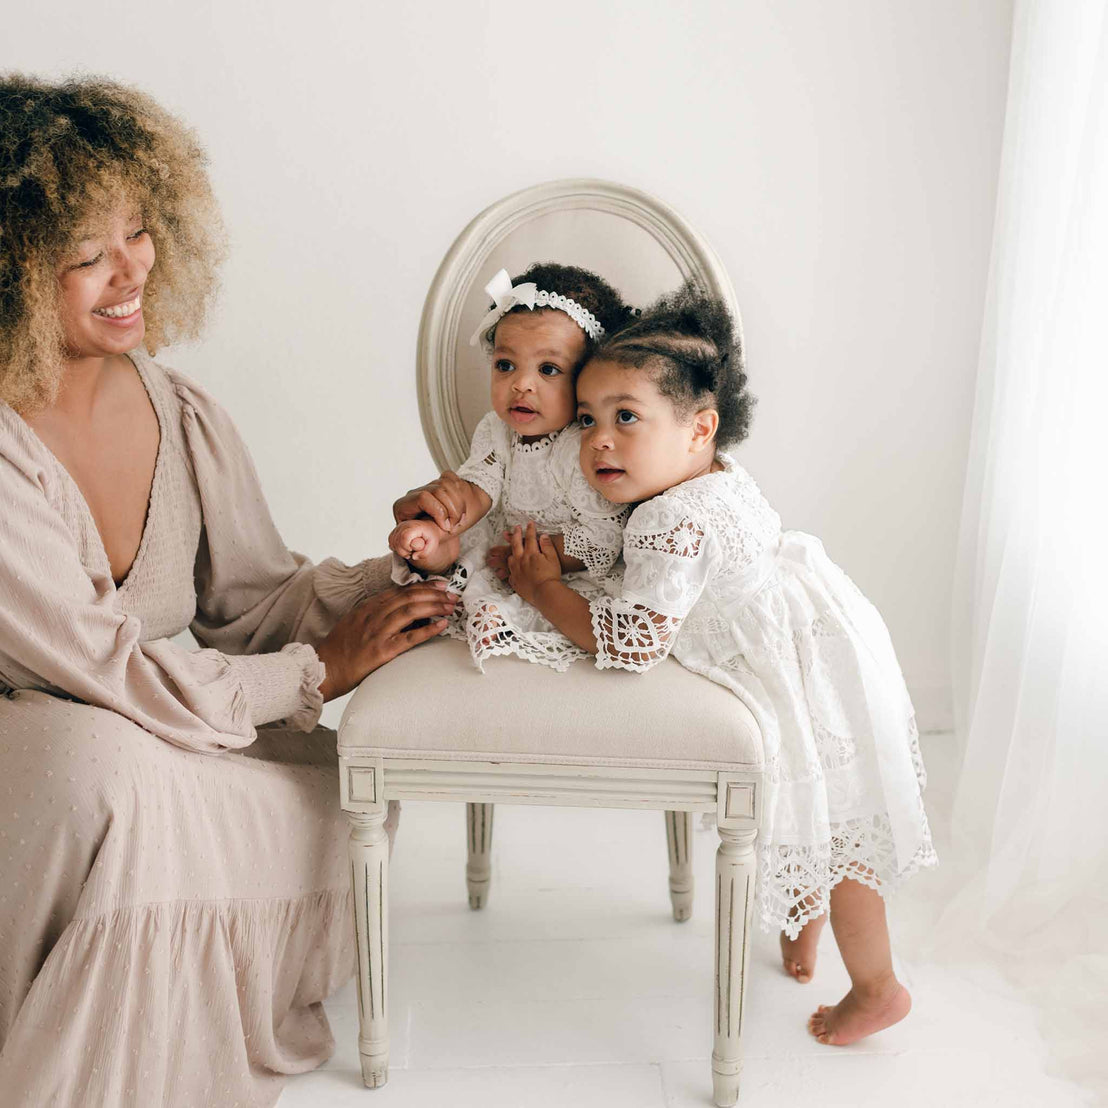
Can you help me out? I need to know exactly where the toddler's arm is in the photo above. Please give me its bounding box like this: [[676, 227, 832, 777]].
[[506, 523, 597, 651], [487, 532, 585, 582]]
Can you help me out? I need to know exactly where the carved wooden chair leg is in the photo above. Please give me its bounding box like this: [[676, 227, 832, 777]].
[[465, 802, 494, 909], [712, 827, 757, 1107], [664, 809, 694, 921], [349, 810, 390, 1088]]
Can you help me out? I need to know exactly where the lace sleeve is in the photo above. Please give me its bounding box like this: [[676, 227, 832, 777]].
[[589, 498, 715, 672], [591, 597, 683, 671], [455, 411, 508, 505]]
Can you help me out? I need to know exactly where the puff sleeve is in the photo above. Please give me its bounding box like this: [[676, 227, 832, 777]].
[[174, 371, 393, 726], [454, 410, 508, 506], [0, 410, 293, 753], [589, 495, 716, 672], [0, 370, 392, 755]]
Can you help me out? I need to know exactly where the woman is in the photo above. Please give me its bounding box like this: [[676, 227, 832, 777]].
[[0, 75, 456, 1106]]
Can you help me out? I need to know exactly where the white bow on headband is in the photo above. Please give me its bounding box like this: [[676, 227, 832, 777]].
[[468, 268, 605, 347]]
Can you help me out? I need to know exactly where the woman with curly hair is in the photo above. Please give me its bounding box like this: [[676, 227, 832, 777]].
[[0, 75, 457, 1106]]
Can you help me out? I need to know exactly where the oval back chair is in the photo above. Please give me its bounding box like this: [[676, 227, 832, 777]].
[[337, 179, 765, 1107]]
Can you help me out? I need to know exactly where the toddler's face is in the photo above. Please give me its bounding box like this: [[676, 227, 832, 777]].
[[490, 310, 585, 440], [576, 358, 717, 503]]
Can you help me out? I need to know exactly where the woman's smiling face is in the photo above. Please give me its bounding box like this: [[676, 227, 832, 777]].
[[576, 357, 719, 503], [489, 309, 585, 440], [57, 204, 155, 361]]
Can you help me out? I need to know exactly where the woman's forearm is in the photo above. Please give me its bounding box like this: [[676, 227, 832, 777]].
[[531, 580, 597, 653]]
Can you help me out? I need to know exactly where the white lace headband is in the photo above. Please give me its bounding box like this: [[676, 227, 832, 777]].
[[468, 268, 606, 347]]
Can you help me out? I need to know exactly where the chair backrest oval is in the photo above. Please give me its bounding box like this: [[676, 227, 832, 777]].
[[417, 178, 741, 470]]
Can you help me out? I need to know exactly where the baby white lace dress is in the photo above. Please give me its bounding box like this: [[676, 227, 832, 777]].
[[589, 454, 936, 936], [450, 411, 627, 671]]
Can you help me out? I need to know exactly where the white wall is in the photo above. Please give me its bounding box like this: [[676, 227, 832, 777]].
[[6, 0, 1014, 728]]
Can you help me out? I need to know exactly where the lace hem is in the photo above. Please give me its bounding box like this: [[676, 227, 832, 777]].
[[464, 600, 590, 673], [759, 810, 937, 938]]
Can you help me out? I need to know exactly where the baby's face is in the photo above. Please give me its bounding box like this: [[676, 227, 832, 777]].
[[490, 310, 585, 440], [576, 358, 716, 503]]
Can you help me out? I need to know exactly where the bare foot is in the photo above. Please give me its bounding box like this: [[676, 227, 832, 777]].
[[780, 912, 827, 984], [807, 980, 911, 1045]]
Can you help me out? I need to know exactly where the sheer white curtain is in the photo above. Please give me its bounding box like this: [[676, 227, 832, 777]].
[[949, 0, 1108, 1092]]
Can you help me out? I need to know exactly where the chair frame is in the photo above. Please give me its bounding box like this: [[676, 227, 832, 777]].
[[339, 751, 762, 1107], [339, 177, 764, 1106]]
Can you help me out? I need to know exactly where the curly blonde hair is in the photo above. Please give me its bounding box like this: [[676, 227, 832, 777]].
[[0, 74, 225, 411]]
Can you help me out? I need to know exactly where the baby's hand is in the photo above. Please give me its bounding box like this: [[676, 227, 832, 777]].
[[389, 519, 460, 574], [485, 543, 510, 582], [507, 522, 562, 606], [393, 471, 472, 532]]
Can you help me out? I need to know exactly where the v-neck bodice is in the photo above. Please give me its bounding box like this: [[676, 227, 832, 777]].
[[17, 354, 202, 642]]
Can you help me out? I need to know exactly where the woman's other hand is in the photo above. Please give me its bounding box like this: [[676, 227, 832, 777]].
[[315, 582, 458, 700], [392, 471, 472, 532], [506, 522, 561, 605]]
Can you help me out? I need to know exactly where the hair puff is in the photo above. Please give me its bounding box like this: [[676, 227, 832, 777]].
[[0, 74, 226, 411], [595, 278, 755, 446]]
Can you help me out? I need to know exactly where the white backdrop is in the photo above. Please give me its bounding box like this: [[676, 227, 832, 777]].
[[4, 1, 1014, 729]]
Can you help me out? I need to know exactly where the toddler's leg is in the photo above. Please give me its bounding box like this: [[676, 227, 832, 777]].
[[807, 877, 910, 1045], [780, 903, 827, 984]]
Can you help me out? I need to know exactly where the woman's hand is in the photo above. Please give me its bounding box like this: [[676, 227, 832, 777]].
[[506, 522, 562, 606], [393, 471, 474, 532], [315, 582, 458, 701]]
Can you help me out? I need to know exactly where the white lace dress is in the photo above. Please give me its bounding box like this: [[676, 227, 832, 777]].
[[589, 455, 936, 936], [449, 411, 627, 670]]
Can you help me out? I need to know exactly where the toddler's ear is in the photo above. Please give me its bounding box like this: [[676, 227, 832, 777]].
[[690, 408, 719, 451]]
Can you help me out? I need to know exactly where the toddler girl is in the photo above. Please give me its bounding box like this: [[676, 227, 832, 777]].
[[390, 263, 632, 670], [505, 282, 936, 1046]]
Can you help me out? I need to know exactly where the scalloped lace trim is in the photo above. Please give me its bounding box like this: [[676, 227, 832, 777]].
[[591, 597, 681, 671], [761, 808, 937, 938], [511, 431, 558, 454], [461, 600, 589, 673]]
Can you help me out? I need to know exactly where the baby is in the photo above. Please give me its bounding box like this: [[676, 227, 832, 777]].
[[390, 263, 633, 670], [504, 281, 936, 1046]]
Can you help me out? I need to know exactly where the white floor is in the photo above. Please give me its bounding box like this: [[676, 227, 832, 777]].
[[279, 735, 1093, 1108]]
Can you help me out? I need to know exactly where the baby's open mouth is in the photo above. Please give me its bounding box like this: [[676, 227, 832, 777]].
[[510, 404, 538, 420], [594, 465, 625, 483]]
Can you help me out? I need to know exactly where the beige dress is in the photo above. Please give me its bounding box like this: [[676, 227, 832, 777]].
[[0, 352, 391, 1107]]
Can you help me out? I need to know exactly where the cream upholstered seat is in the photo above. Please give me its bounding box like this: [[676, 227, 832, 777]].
[[337, 179, 765, 1108], [343, 638, 761, 768]]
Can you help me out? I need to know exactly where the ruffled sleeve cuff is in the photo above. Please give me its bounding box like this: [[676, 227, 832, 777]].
[[313, 555, 393, 611], [223, 642, 325, 732]]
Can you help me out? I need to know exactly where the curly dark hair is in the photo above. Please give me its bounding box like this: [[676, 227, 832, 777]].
[[0, 74, 225, 411], [483, 262, 634, 361], [594, 279, 755, 446]]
